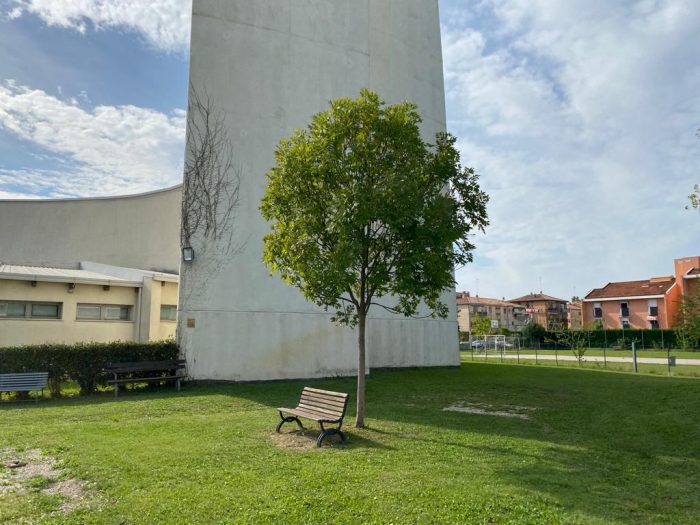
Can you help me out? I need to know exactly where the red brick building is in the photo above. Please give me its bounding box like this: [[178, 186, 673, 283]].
[[582, 256, 699, 329]]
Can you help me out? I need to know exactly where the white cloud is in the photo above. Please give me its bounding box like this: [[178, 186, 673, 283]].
[[5, 0, 192, 52], [443, 0, 700, 301], [0, 81, 185, 198]]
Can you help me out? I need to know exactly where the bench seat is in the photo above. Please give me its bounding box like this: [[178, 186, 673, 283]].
[[105, 359, 186, 397], [277, 387, 349, 447], [0, 372, 48, 403]]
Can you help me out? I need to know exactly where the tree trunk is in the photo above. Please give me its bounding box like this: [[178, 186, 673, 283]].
[[356, 311, 366, 428]]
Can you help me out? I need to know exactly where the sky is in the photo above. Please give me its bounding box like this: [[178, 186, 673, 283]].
[[0, 0, 698, 301]]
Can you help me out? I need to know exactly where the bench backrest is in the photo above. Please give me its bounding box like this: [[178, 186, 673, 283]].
[[0, 372, 49, 392], [104, 360, 186, 374], [298, 387, 349, 420]]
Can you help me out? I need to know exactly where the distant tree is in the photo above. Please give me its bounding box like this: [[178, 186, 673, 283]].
[[522, 323, 546, 345], [261, 90, 489, 427], [688, 184, 699, 210], [676, 286, 700, 349], [551, 328, 588, 366], [471, 316, 492, 337], [687, 128, 699, 210], [571, 296, 581, 302]]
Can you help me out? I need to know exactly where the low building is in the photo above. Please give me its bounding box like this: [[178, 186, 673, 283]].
[[582, 256, 699, 330], [509, 293, 568, 330], [456, 292, 529, 333], [0, 262, 178, 346]]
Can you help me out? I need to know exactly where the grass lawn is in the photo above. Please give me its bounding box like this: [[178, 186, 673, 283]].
[[1, 363, 699, 524], [463, 350, 700, 378]]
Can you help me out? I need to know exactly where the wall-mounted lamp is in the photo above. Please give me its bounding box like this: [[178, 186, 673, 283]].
[[182, 246, 195, 262], [67, 283, 76, 293]]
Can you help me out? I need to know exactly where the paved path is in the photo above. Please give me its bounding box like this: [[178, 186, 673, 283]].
[[475, 353, 700, 366]]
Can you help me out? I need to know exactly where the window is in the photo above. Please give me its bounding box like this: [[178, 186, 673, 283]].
[[593, 302, 602, 319], [0, 301, 61, 319], [620, 302, 629, 318], [650, 320, 659, 329], [622, 319, 630, 329], [648, 299, 658, 317], [76, 304, 132, 321], [105, 306, 131, 320], [0, 302, 27, 318], [76, 305, 101, 320], [160, 305, 177, 321]]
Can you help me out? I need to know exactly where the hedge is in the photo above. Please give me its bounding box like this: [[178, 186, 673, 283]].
[[522, 329, 696, 350], [0, 339, 179, 396]]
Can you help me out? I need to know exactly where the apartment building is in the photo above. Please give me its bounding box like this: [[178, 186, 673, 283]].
[[582, 256, 700, 329], [509, 293, 568, 330], [456, 292, 528, 333]]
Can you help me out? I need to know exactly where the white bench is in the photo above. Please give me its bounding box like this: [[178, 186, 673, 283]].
[[0, 372, 49, 402]]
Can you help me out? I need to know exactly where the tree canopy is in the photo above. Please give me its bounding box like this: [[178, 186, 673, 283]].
[[261, 89, 489, 426]]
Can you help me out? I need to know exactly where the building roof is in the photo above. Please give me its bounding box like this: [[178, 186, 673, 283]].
[[686, 268, 700, 277], [0, 264, 141, 287], [509, 293, 567, 304], [584, 277, 675, 300], [455, 293, 522, 308]]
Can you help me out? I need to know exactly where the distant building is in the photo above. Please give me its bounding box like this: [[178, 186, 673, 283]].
[[456, 292, 529, 333], [0, 262, 178, 346], [509, 293, 568, 330], [582, 256, 699, 330], [568, 301, 583, 330]]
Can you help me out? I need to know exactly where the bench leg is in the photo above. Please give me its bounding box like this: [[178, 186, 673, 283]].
[[276, 412, 304, 433], [316, 428, 346, 447]]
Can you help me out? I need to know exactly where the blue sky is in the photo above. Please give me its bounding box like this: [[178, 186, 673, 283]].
[[0, 0, 699, 301]]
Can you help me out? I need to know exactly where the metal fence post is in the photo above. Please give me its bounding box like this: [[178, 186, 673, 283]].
[[632, 342, 638, 373]]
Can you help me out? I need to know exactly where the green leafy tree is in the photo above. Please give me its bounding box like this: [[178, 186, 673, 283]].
[[471, 316, 492, 337], [676, 286, 700, 349], [688, 184, 699, 210], [551, 329, 588, 366], [261, 90, 489, 427], [522, 322, 546, 346]]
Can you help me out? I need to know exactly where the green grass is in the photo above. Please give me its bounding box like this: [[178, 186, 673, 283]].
[[462, 350, 700, 378], [1, 363, 699, 524], [522, 349, 700, 359]]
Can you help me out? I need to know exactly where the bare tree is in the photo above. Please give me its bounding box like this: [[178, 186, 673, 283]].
[[181, 86, 240, 257], [179, 86, 242, 306]]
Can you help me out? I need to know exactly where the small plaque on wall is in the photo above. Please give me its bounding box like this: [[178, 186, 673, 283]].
[[187, 318, 196, 328]]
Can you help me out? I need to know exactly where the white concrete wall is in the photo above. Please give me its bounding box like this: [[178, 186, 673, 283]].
[[179, 0, 458, 381], [0, 186, 182, 273]]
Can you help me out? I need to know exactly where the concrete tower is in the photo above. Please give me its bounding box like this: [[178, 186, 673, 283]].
[[179, 0, 458, 380]]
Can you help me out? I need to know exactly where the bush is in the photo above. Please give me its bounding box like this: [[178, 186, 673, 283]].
[[0, 339, 179, 396]]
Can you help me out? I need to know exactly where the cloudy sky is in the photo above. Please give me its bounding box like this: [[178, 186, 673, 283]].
[[0, 0, 698, 301]]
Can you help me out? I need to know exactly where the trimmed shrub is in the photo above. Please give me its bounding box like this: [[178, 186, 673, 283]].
[[0, 339, 179, 396]]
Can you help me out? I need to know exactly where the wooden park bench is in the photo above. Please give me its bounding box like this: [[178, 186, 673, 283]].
[[276, 387, 349, 447], [105, 360, 186, 397], [0, 372, 48, 402]]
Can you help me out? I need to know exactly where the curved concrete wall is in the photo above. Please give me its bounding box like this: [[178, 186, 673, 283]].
[[179, 0, 458, 380], [0, 186, 182, 273]]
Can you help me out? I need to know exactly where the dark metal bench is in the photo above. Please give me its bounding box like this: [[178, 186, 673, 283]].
[[104, 360, 186, 397], [0, 372, 48, 402], [276, 387, 349, 447]]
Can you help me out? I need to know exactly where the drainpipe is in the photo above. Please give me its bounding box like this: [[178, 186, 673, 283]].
[[134, 285, 143, 341]]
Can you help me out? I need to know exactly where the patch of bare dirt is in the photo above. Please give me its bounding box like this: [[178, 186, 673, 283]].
[[443, 402, 537, 420], [270, 430, 320, 450], [0, 448, 88, 512]]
